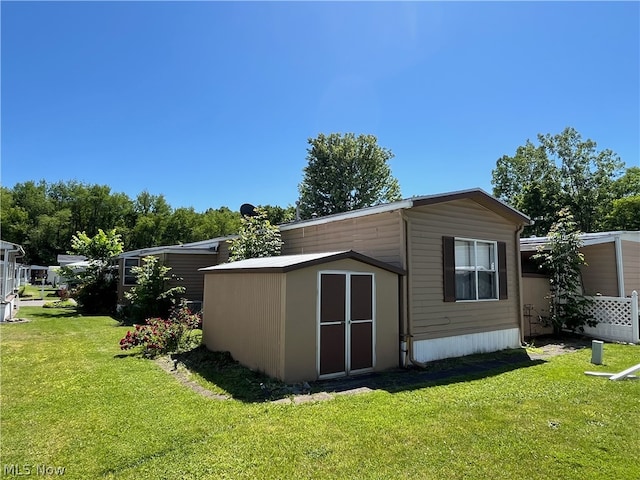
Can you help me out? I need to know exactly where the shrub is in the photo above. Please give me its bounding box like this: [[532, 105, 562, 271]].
[[43, 299, 75, 309], [123, 256, 185, 324], [119, 300, 202, 357]]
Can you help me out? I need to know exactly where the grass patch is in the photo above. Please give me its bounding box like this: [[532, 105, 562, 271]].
[[18, 284, 58, 299], [2, 307, 639, 479], [43, 299, 76, 309]]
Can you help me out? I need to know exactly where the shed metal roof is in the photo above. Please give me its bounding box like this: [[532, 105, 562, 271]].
[[200, 250, 406, 275]]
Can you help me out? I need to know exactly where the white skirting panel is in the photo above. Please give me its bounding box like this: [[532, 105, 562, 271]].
[[412, 328, 521, 363], [582, 324, 636, 344]]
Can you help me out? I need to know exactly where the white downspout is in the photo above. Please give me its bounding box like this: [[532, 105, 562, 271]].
[[614, 235, 625, 297]]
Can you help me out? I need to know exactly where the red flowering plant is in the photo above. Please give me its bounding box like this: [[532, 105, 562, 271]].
[[119, 299, 202, 357]]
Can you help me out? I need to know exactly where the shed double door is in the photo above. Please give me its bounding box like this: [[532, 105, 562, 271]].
[[319, 272, 374, 379]]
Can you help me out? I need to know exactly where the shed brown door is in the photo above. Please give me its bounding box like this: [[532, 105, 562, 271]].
[[319, 272, 374, 378]]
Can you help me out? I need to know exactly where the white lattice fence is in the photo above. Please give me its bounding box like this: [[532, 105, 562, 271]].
[[582, 291, 639, 343]]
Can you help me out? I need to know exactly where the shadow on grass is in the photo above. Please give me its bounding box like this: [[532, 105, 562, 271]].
[[113, 352, 139, 359], [316, 349, 546, 396], [21, 308, 82, 319], [167, 346, 547, 403], [171, 347, 280, 402]]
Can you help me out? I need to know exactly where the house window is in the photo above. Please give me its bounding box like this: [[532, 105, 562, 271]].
[[443, 237, 507, 302], [455, 239, 497, 300], [123, 258, 139, 286]]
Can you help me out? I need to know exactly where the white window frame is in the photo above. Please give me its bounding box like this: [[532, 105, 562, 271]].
[[122, 258, 139, 286], [454, 238, 499, 302]]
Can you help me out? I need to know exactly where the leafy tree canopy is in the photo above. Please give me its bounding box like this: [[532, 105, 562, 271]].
[[298, 133, 401, 219], [492, 127, 627, 235], [63, 228, 124, 314], [228, 207, 283, 262], [69, 228, 124, 263], [1, 179, 291, 265]]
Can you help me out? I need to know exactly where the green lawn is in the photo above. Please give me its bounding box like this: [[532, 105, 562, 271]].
[[18, 284, 59, 300], [2, 307, 639, 479]]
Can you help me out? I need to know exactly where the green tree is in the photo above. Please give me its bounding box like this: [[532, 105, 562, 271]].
[[611, 166, 640, 198], [63, 229, 124, 314], [257, 204, 296, 225], [532, 209, 595, 334], [228, 207, 283, 261], [298, 133, 401, 219], [492, 127, 625, 235], [123, 255, 186, 324], [193, 207, 241, 240], [163, 207, 200, 245], [605, 195, 640, 231]]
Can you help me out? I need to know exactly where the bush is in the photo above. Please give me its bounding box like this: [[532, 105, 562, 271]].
[[119, 300, 202, 357], [43, 299, 75, 309], [73, 274, 117, 315], [123, 256, 185, 324]]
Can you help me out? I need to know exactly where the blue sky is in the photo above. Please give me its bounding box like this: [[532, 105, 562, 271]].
[[2, 1, 638, 213]]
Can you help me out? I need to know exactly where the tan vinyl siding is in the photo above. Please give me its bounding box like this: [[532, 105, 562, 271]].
[[163, 253, 219, 301], [281, 211, 404, 268], [622, 240, 640, 295], [405, 199, 520, 340], [202, 272, 284, 379], [581, 243, 618, 296], [522, 276, 553, 337]]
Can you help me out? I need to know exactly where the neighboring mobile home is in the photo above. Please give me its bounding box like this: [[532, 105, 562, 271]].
[[1, 240, 25, 321], [117, 237, 232, 310], [201, 189, 530, 380], [520, 231, 640, 338]]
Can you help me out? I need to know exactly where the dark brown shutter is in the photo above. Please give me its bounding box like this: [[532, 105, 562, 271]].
[[498, 241, 508, 300], [443, 236, 456, 302]]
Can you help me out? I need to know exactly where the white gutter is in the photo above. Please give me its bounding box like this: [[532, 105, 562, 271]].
[[279, 200, 413, 231]]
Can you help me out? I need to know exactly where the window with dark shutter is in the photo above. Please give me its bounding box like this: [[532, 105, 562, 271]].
[[442, 237, 507, 302], [443, 236, 456, 302], [498, 241, 507, 299]]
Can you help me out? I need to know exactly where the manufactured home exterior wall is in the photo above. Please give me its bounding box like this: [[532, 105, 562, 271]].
[[117, 259, 135, 304], [162, 253, 219, 301], [281, 211, 404, 268], [283, 258, 399, 383], [522, 276, 552, 337], [405, 199, 520, 340], [202, 272, 285, 379], [622, 240, 640, 296], [580, 243, 618, 296], [117, 252, 219, 304]]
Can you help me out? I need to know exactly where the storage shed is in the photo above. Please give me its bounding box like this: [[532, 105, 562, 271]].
[[200, 250, 404, 383]]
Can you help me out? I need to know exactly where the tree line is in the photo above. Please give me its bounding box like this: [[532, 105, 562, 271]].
[[3, 128, 637, 266], [0, 180, 294, 265]]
